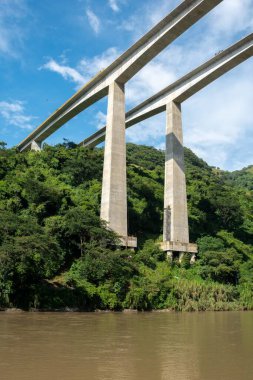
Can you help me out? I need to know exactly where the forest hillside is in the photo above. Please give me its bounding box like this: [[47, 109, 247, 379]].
[[0, 141, 252, 311]]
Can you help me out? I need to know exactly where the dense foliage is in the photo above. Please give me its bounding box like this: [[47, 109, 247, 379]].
[[0, 141, 252, 311], [224, 165, 253, 191]]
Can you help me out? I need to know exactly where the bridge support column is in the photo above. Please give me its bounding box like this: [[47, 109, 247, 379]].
[[160, 101, 197, 256], [31, 141, 42, 151], [101, 81, 137, 248]]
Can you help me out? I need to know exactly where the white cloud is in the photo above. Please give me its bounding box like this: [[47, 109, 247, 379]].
[[0, 31, 9, 53], [41, 60, 86, 87], [108, 0, 120, 12], [0, 0, 28, 57], [120, 0, 178, 34], [183, 61, 253, 169], [96, 111, 107, 130], [0, 101, 36, 130], [210, 0, 253, 36], [126, 60, 253, 170], [78, 47, 119, 77], [126, 113, 165, 145], [41, 47, 120, 89], [126, 48, 179, 106], [86, 8, 101, 34]]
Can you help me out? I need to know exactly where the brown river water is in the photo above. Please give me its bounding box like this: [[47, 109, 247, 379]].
[[0, 311, 253, 380]]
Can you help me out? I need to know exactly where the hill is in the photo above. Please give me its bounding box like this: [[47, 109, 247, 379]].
[[223, 165, 253, 191], [0, 141, 252, 311]]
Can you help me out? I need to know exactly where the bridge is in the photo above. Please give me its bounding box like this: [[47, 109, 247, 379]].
[[78, 33, 253, 259], [17, 0, 253, 259]]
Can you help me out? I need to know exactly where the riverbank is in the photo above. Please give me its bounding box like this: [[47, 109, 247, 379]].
[[0, 301, 252, 313], [1, 257, 253, 312]]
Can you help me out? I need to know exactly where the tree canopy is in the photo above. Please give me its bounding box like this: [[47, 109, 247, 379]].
[[0, 142, 252, 311]]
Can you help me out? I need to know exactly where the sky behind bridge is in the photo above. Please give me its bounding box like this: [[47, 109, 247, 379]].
[[0, 0, 253, 170]]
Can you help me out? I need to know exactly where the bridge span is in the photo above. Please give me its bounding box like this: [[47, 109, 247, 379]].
[[18, 0, 222, 152]]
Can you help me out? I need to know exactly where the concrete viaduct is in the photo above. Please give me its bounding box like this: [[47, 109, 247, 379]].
[[78, 33, 253, 258], [17, 0, 252, 258]]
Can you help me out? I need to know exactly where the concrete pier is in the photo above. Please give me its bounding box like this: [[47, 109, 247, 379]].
[[100, 81, 137, 248], [161, 101, 197, 256], [31, 141, 42, 151]]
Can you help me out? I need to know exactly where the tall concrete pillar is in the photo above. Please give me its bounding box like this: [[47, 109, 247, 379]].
[[101, 81, 137, 248], [161, 101, 197, 255], [164, 101, 189, 243]]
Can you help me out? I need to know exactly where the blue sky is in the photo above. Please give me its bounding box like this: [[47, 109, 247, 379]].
[[0, 0, 252, 171]]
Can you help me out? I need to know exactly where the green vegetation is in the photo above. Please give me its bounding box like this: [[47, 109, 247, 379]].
[[224, 165, 253, 191], [0, 141, 252, 311]]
